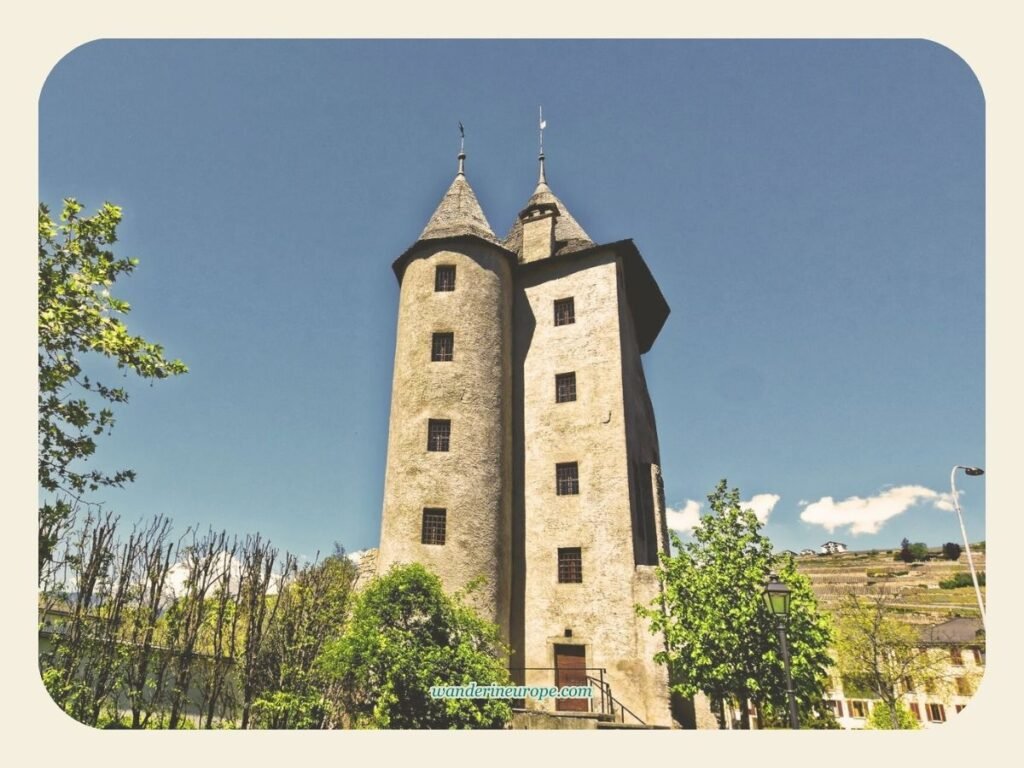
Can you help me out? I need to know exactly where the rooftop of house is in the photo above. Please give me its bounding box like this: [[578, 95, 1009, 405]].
[[919, 617, 985, 646]]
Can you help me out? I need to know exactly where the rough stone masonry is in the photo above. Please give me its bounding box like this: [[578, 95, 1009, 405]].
[[375, 145, 673, 726]]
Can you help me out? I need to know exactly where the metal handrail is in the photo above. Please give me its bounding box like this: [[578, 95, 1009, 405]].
[[584, 675, 645, 725]]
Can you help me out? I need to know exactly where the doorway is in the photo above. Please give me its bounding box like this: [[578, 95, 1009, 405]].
[[554, 644, 588, 712]]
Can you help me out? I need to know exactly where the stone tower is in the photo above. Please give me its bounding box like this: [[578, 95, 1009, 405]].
[[377, 149, 514, 644], [376, 140, 672, 726]]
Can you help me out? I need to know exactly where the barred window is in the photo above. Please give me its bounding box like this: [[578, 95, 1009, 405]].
[[927, 703, 946, 722], [427, 419, 451, 452], [431, 332, 454, 362], [555, 372, 577, 403], [421, 508, 447, 545], [556, 462, 579, 496], [554, 297, 575, 326], [435, 265, 456, 292], [557, 547, 582, 583], [847, 700, 868, 718], [909, 703, 921, 721]]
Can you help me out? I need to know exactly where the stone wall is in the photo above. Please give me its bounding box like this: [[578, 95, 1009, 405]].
[[376, 240, 513, 644], [512, 250, 671, 726]]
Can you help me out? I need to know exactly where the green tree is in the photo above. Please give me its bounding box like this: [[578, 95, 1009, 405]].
[[941, 542, 962, 561], [834, 590, 949, 729], [866, 701, 920, 730], [316, 563, 511, 729], [897, 538, 913, 563], [637, 480, 834, 729], [249, 546, 358, 729], [38, 199, 187, 572], [909, 542, 930, 562], [897, 539, 929, 563]]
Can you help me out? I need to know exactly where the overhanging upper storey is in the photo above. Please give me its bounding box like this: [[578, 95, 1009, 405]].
[[516, 238, 670, 353]]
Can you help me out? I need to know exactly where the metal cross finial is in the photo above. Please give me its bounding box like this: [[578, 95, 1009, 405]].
[[457, 121, 466, 176]]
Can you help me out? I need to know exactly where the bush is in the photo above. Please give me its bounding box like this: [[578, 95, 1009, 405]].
[[316, 563, 512, 729], [939, 572, 985, 590]]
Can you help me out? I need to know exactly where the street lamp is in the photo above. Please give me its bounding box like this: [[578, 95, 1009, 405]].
[[950, 465, 986, 630], [763, 574, 799, 729]]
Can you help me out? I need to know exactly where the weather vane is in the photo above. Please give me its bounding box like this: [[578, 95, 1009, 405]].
[[539, 106, 546, 156], [458, 121, 466, 175], [538, 107, 548, 184]]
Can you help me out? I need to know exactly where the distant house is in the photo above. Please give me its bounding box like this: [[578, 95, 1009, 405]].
[[820, 541, 848, 555], [800, 548, 817, 557]]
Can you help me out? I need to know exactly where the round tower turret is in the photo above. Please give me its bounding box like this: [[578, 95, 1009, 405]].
[[376, 152, 514, 643]]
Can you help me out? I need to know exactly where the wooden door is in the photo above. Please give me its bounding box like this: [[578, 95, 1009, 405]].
[[554, 644, 588, 712]]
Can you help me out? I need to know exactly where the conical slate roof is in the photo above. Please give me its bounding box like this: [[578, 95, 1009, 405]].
[[503, 176, 594, 258], [418, 167, 499, 245]]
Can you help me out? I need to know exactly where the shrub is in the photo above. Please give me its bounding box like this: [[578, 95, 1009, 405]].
[[317, 563, 512, 729], [939, 572, 985, 590]]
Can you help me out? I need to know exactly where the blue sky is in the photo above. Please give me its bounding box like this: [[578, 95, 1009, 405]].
[[38, 39, 984, 560]]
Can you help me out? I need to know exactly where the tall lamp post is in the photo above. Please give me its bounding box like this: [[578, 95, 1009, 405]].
[[950, 465, 986, 630], [763, 574, 799, 729]]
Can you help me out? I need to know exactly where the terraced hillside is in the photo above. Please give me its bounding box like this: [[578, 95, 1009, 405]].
[[793, 547, 986, 625]]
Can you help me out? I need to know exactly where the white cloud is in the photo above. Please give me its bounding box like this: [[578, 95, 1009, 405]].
[[348, 549, 370, 565], [666, 492, 781, 535], [799, 485, 955, 535], [742, 493, 781, 525], [666, 500, 702, 534], [165, 550, 289, 596], [166, 551, 245, 597]]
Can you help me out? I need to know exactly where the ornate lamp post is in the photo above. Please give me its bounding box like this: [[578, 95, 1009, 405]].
[[950, 465, 986, 630], [763, 574, 799, 729]]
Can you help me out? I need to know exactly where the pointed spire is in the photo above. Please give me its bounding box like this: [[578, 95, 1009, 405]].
[[417, 128, 498, 244], [503, 110, 593, 259]]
